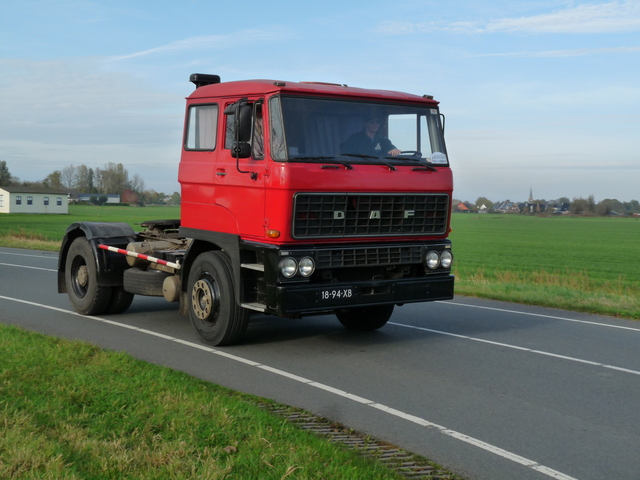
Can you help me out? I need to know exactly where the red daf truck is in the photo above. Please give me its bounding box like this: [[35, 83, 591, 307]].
[[58, 74, 454, 345]]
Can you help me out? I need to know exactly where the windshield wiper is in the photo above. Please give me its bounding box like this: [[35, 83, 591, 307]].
[[341, 153, 396, 171], [292, 156, 353, 169]]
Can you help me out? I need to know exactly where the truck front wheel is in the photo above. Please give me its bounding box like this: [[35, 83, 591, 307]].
[[65, 237, 112, 315], [188, 251, 249, 346], [336, 304, 394, 331]]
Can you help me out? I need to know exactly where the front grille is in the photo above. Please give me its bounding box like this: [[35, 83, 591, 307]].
[[293, 193, 449, 238], [316, 245, 423, 268]]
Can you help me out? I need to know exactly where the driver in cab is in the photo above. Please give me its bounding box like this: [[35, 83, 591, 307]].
[[341, 114, 402, 157]]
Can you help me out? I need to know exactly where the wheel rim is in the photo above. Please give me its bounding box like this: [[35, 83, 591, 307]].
[[191, 274, 220, 324], [70, 256, 89, 298]]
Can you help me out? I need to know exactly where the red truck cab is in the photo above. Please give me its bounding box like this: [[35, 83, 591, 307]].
[[178, 74, 454, 342]]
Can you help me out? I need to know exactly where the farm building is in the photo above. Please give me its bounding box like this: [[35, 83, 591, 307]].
[[0, 186, 69, 214]]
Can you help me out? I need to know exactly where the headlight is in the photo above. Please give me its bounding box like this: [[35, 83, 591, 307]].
[[279, 257, 298, 278], [425, 251, 440, 269], [298, 257, 315, 277], [440, 250, 453, 268]]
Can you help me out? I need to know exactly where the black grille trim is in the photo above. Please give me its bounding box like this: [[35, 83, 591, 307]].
[[293, 193, 449, 239], [316, 245, 423, 268]]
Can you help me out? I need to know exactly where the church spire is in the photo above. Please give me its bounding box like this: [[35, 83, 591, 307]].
[[528, 187, 534, 203]]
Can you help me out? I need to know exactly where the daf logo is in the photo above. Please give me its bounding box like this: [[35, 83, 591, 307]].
[[333, 210, 416, 219]]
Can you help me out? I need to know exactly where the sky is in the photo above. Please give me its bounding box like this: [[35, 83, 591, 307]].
[[1, 0, 639, 203]]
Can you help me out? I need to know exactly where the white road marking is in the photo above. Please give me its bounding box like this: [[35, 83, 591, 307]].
[[389, 322, 640, 377], [0, 294, 578, 480], [0, 262, 57, 272], [438, 300, 640, 333], [0, 251, 58, 260]]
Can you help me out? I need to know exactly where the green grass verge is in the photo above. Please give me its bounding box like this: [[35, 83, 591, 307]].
[[0, 324, 403, 480], [450, 213, 640, 319]]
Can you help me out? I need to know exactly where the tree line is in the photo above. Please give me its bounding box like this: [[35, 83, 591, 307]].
[[0, 161, 180, 206], [454, 195, 640, 216]]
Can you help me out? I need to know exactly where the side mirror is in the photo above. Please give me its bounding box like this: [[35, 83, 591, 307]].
[[224, 99, 252, 142], [224, 98, 258, 173], [236, 104, 252, 142]]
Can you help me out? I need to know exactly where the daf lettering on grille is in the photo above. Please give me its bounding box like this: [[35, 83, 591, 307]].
[[334, 210, 417, 220]]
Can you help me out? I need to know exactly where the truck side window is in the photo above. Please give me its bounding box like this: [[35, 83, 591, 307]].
[[252, 105, 264, 159], [269, 97, 287, 160], [225, 113, 235, 149], [185, 104, 218, 150]]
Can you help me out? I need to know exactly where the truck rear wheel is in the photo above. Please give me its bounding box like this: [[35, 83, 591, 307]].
[[65, 237, 112, 315], [106, 286, 134, 314], [188, 251, 249, 346], [336, 304, 394, 331]]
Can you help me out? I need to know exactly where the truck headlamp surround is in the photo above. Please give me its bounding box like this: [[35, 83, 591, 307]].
[[279, 257, 298, 278], [298, 257, 315, 277], [440, 250, 453, 268], [425, 251, 440, 269]]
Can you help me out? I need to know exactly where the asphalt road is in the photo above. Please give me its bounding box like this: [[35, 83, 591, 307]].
[[1, 246, 639, 480]]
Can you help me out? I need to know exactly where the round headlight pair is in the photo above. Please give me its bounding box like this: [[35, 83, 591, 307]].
[[279, 256, 315, 278], [425, 250, 453, 269]]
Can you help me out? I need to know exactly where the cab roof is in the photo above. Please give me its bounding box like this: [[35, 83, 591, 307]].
[[187, 78, 439, 105]]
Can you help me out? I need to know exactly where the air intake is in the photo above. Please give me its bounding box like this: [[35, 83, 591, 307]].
[[190, 73, 221, 88]]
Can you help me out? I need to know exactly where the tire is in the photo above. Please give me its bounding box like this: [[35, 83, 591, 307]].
[[188, 251, 249, 346], [65, 237, 112, 315], [105, 286, 134, 314], [336, 304, 395, 331], [123, 267, 169, 296]]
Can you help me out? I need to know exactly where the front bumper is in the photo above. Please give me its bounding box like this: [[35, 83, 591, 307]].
[[269, 274, 454, 315]]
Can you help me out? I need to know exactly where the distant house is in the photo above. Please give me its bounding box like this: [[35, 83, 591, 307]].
[[0, 186, 69, 214], [493, 200, 521, 213], [455, 202, 477, 213], [77, 193, 121, 204]]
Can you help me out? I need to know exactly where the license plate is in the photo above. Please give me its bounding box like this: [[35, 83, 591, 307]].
[[319, 287, 355, 302]]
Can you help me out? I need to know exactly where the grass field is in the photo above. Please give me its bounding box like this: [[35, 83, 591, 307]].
[[1, 206, 638, 318], [0, 325, 409, 480], [0, 205, 180, 249], [450, 213, 640, 319]]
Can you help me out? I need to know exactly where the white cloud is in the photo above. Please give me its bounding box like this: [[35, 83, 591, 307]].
[[374, 21, 434, 35], [109, 28, 292, 61], [376, 1, 640, 35], [477, 45, 640, 57], [485, 1, 640, 34]]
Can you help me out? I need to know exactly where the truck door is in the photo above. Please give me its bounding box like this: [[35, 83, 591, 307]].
[[217, 98, 266, 239]]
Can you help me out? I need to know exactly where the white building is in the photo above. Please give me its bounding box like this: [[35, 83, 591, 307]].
[[0, 186, 69, 214]]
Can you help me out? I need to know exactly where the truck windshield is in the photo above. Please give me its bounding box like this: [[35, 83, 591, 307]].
[[269, 95, 447, 166]]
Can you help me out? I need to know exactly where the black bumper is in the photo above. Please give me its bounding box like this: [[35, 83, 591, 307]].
[[270, 274, 454, 315]]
